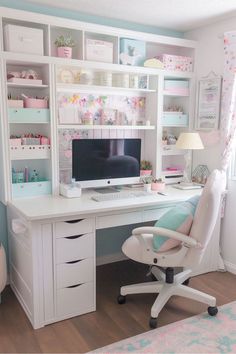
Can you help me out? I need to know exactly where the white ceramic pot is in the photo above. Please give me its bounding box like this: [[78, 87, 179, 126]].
[[144, 183, 152, 192]]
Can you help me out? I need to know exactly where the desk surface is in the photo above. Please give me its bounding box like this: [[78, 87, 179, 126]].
[[8, 187, 202, 222]]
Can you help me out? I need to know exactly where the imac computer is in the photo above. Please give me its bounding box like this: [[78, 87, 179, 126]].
[[72, 139, 141, 188]]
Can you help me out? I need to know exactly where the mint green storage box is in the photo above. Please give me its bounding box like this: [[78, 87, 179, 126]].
[[164, 80, 189, 89], [162, 113, 188, 127], [8, 108, 50, 123], [12, 181, 52, 198]]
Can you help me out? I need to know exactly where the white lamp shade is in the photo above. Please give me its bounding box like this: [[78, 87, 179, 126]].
[[176, 132, 204, 150]]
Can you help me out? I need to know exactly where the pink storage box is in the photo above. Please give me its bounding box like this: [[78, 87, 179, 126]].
[[24, 98, 48, 108], [10, 138, 21, 146], [8, 99, 24, 108], [158, 54, 193, 72], [40, 137, 50, 145]]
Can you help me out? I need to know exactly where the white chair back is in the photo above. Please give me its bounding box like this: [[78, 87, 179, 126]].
[[184, 169, 226, 267]]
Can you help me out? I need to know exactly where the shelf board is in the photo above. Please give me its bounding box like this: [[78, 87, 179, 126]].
[[162, 124, 189, 128], [2, 52, 194, 79], [162, 146, 186, 156], [163, 90, 189, 97], [7, 82, 48, 89], [57, 83, 156, 94], [57, 124, 155, 130]]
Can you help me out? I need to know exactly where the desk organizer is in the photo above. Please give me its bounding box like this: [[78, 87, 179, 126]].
[[162, 112, 188, 127], [8, 108, 50, 123], [12, 181, 52, 198]]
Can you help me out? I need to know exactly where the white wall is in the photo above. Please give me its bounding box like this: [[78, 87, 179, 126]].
[[185, 16, 236, 272]]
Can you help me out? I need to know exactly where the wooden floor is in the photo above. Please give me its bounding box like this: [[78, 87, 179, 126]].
[[0, 261, 236, 353]]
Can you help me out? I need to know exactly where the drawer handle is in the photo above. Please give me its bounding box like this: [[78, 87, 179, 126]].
[[65, 234, 83, 240], [66, 259, 82, 264], [65, 219, 83, 224], [67, 283, 83, 289]]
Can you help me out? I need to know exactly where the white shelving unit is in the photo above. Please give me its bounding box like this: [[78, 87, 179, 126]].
[[0, 6, 196, 202]]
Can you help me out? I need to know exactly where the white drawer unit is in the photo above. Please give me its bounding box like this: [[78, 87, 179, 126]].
[[56, 282, 95, 318], [4, 24, 44, 55], [56, 258, 94, 289], [56, 232, 94, 264], [55, 218, 95, 238]]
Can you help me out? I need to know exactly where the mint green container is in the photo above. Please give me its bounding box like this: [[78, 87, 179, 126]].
[[162, 113, 189, 127], [12, 181, 52, 198], [8, 108, 50, 123]]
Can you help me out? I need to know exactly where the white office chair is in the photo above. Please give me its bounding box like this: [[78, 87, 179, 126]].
[[0, 242, 7, 304], [118, 169, 226, 328]]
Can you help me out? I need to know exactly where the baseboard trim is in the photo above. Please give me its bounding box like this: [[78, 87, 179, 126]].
[[224, 260, 236, 275], [96, 252, 127, 266]]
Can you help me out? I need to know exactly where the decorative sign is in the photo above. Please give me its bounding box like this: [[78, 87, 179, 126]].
[[195, 75, 222, 130]]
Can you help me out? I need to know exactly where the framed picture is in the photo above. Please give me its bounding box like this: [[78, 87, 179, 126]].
[[195, 75, 222, 130]]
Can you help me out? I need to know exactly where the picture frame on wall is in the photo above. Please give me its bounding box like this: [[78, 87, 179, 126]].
[[195, 73, 222, 130]]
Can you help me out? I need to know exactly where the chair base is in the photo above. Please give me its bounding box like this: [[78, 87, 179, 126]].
[[119, 268, 217, 327]]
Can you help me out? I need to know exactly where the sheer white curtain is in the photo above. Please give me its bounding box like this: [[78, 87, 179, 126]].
[[221, 32, 236, 172]]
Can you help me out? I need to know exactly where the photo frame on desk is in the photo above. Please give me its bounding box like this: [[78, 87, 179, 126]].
[[195, 72, 222, 130]]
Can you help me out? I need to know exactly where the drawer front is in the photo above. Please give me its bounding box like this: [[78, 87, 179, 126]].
[[55, 218, 95, 238], [56, 282, 95, 318], [8, 108, 50, 123], [12, 181, 52, 198], [96, 211, 142, 229], [56, 233, 94, 264], [143, 207, 172, 223], [162, 113, 188, 126], [56, 258, 94, 289]]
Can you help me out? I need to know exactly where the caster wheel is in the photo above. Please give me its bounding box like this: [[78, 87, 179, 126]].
[[117, 294, 126, 304], [208, 306, 218, 316], [149, 317, 158, 329], [183, 278, 190, 286]]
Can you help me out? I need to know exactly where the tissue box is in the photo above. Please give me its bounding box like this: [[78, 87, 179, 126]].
[[158, 54, 193, 72], [60, 183, 81, 198], [120, 38, 146, 66]]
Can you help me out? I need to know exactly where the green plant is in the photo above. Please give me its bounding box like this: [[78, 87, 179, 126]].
[[140, 160, 152, 170], [152, 177, 164, 183], [55, 35, 75, 48], [141, 175, 153, 184]]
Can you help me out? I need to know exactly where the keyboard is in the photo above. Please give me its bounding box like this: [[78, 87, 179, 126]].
[[91, 191, 151, 202]]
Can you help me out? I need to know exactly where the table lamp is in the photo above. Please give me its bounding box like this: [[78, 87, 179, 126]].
[[176, 132, 204, 185]]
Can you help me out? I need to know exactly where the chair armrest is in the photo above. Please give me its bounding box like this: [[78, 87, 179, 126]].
[[132, 226, 201, 248]]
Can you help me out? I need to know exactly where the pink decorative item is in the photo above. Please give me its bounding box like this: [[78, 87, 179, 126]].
[[40, 137, 50, 145], [151, 181, 165, 192], [57, 47, 72, 58], [157, 54, 193, 72], [140, 170, 152, 176], [24, 98, 48, 109], [10, 138, 21, 147]]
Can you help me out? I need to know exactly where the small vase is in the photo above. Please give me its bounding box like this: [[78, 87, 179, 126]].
[[144, 184, 152, 192], [57, 47, 72, 58], [151, 182, 165, 192]]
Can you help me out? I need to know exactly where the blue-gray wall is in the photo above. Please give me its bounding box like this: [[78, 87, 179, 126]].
[[0, 0, 183, 261]]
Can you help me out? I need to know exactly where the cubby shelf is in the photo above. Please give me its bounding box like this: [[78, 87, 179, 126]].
[[57, 84, 156, 94], [57, 124, 155, 130]]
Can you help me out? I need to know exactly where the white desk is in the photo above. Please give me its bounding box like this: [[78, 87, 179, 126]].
[[7, 186, 221, 329]]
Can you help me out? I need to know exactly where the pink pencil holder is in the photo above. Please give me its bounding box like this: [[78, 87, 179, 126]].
[[151, 182, 165, 192], [24, 98, 48, 109]]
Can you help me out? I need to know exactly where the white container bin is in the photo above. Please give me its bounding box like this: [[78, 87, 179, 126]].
[[4, 24, 44, 55], [86, 39, 113, 63]]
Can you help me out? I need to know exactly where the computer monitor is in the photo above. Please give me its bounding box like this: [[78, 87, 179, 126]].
[[72, 138, 141, 188]]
